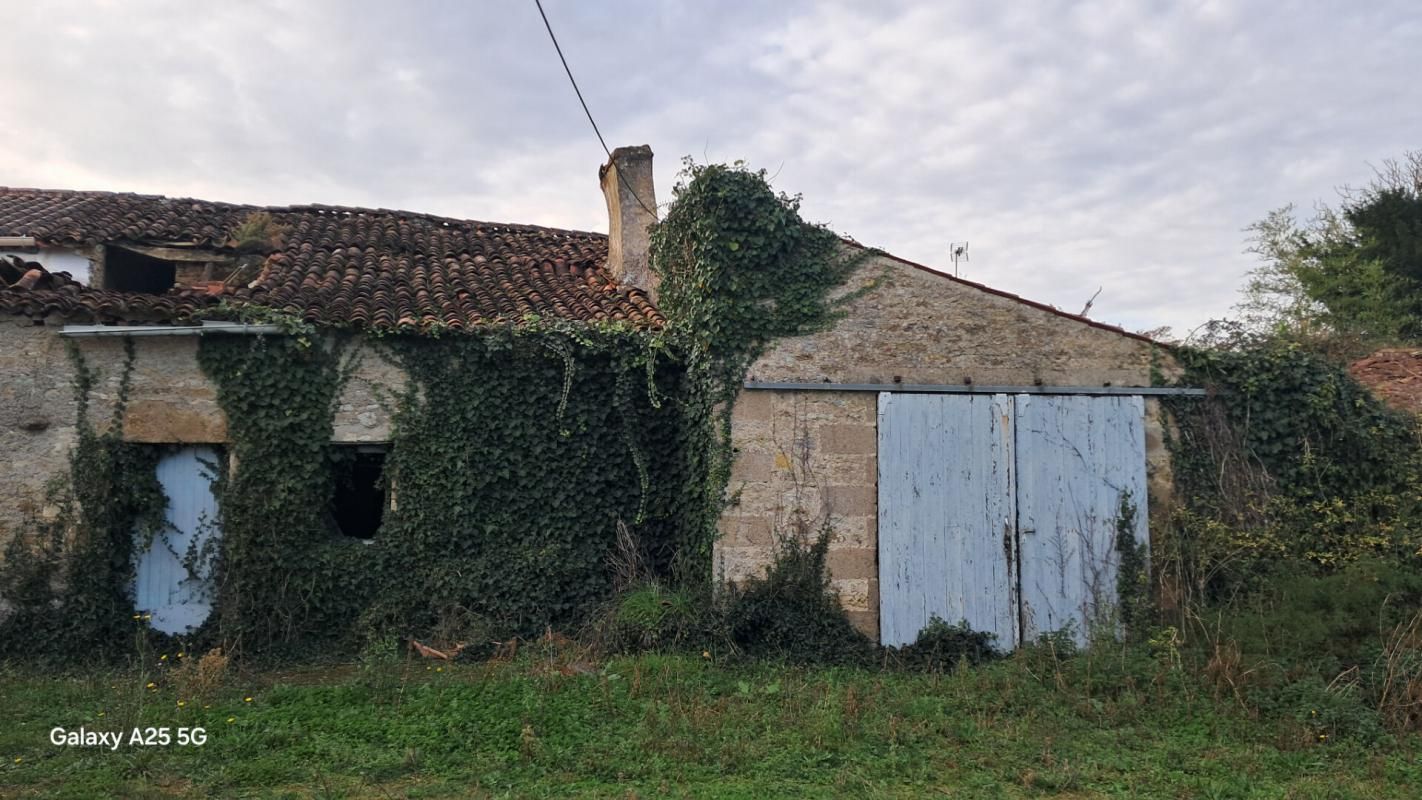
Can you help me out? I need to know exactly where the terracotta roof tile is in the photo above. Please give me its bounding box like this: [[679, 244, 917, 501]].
[[0, 187, 663, 332], [1349, 348, 1422, 415]]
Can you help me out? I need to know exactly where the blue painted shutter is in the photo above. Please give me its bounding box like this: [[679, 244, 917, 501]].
[[133, 446, 221, 634]]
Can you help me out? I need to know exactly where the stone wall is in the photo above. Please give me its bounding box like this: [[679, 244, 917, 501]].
[[718, 390, 881, 635], [718, 251, 1175, 641], [0, 319, 82, 540], [747, 251, 1161, 386], [0, 318, 408, 548]]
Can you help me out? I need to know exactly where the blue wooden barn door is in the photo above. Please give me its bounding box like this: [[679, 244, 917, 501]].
[[133, 446, 221, 635], [877, 393, 1147, 649]]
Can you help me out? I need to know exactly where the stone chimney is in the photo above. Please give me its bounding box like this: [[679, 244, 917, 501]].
[[599, 144, 658, 300]]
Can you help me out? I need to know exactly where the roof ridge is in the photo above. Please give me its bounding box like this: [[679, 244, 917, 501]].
[[0, 187, 655, 332], [0, 186, 608, 241]]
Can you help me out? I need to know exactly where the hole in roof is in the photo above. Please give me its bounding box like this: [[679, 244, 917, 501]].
[[104, 247, 175, 294]]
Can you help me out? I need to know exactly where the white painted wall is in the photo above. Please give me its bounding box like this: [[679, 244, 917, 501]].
[[0, 247, 91, 285]]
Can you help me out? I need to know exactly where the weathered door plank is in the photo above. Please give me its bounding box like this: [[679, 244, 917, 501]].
[[1013, 395, 1147, 646], [878, 393, 1018, 648]]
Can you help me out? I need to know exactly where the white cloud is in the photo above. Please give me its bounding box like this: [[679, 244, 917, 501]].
[[0, 0, 1419, 334]]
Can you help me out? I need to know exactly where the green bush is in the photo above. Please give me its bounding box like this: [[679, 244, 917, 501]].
[[1216, 559, 1422, 667], [888, 616, 999, 671], [1162, 342, 1422, 606], [599, 583, 704, 651], [721, 521, 876, 665]]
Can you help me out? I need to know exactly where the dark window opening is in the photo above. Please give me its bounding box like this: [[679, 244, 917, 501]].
[[329, 445, 387, 540], [105, 247, 176, 293]]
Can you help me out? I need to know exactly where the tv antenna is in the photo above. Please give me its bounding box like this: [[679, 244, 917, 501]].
[[949, 241, 969, 276]]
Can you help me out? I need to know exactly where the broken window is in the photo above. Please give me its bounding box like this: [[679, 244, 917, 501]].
[[103, 246, 176, 293], [328, 445, 388, 541]]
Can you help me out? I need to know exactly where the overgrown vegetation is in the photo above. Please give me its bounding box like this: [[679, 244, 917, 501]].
[[358, 329, 694, 643], [1157, 277, 1422, 740], [1113, 493, 1151, 640], [187, 326, 700, 658], [1240, 150, 1422, 351], [889, 616, 1000, 671], [719, 521, 877, 665], [1, 159, 879, 663], [5, 154, 1421, 785], [4, 649, 1419, 798], [1161, 341, 1422, 607], [228, 211, 289, 253], [0, 340, 168, 661], [193, 334, 354, 654], [648, 159, 878, 567]]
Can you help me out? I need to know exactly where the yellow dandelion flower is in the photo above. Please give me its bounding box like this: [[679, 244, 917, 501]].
[[244, 697, 252, 703], [132, 614, 141, 620], [143, 614, 152, 620], [203, 704, 211, 710], [176, 700, 185, 708], [146, 682, 156, 689], [436, 667, 443, 673], [702, 650, 711, 659], [177, 652, 184, 658], [13, 757, 21, 764], [98, 711, 105, 717], [159, 654, 167, 661], [226, 717, 236, 724]]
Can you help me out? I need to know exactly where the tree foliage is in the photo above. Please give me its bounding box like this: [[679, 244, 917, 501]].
[[1240, 152, 1422, 348]]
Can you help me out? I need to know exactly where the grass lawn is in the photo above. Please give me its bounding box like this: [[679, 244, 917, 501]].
[[1, 649, 1418, 798]]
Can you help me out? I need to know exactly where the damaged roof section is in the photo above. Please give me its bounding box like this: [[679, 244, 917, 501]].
[[0, 255, 71, 291], [0, 187, 664, 332], [0, 253, 215, 324]]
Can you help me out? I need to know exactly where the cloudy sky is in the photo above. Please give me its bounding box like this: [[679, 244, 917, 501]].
[[2, 1, 1418, 334]]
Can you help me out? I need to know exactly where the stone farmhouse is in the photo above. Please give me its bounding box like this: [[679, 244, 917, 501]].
[[0, 146, 1182, 646]]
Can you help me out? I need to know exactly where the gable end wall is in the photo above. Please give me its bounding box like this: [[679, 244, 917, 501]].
[[720, 254, 1175, 641]]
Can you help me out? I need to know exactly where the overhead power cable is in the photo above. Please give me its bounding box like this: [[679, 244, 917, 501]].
[[532, 0, 658, 219]]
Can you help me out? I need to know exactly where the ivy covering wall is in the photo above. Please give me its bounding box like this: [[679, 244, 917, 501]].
[[647, 160, 877, 549], [0, 340, 167, 660], [0, 160, 874, 660], [195, 334, 352, 653], [189, 327, 703, 656], [1160, 342, 1422, 605]]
